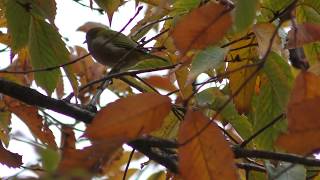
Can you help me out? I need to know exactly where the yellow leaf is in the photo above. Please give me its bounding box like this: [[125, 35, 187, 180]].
[[178, 110, 238, 180], [227, 34, 258, 113], [85, 93, 171, 141], [171, 2, 232, 53], [175, 66, 193, 100]]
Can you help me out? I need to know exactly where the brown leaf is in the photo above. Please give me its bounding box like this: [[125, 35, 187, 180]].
[[71, 46, 106, 103], [178, 110, 238, 180], [286, 23, 320, 49], [58, 139, 123, 174], [171, 3, 232, 53], [4, 97, 57, 149], [85, 93, 171, 141], [276, 72, 320, 154], [253, 23, 281, 57], [144, 75, 177, 92], [0, 142, 22, 168], [60, 126, 76, 150]]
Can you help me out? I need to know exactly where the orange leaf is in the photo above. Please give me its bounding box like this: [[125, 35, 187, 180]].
[[144, 76, 177, 92], [4, 97, 57, 149], [286, 23, 320, 49], [171, 3, 232, 53], [58, 139, 123, 174], [277, 131, 320, 155], [178, 110, 238, 180], [85, 93, 171, 141], [276, 72, 320, 154], [0, 143, 22, 168]]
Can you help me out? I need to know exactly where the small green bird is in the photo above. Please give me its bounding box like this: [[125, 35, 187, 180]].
[[85, 27, 167, 71]]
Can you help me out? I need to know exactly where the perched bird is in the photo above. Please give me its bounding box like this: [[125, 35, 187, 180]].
[[85, 27, 167, 72]]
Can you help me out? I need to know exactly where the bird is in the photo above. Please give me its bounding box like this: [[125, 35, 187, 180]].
[[85, 27, 168, 72]]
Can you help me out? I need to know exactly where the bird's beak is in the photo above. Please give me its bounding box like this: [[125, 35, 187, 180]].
[[83, 39, 87, 44]]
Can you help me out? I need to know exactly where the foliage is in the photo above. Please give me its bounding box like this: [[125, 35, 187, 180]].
[[0, 0, 320, 179]]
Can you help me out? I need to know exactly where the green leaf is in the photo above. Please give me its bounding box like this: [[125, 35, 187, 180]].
[[300, 0, 320, 18], [251, 83, 287, 150], [234, 0, 258, 32], [261, 0, 292, 12], [263, 52, 293, 108], [296, 5, 320, 65], [189, 46, 227, 81], [266, 161, 306, 180], [196, 88, 253, 140], [251, 52, 292, 150], [173, 0, 201, 14], [28, 18, 70, 95], [40, 148, 60, 173], [94, 0, 123, 25], [5, 0, 32, 51], [36, 0, 57, 24]]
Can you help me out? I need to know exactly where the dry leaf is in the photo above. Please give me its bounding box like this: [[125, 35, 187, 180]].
[[178, 110, 238, 180], [144, 75, 177, 92], [0, 143, 22, 168], [253, 23, 281, 57], [4, 97, 57, 149], [286, 23, 320, 49], [276, 72, 320, 154], [60, 126, 76, 151], [58, 139, 123, 174], [85, 93, 171, 141], [71, 46, 106, 103], [171, 3, 232, 53]]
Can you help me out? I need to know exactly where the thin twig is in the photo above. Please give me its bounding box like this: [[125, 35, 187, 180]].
[[73, 0, 104, 13], [0, 54, 90, 74], [240, 113, 285, 148], [179, 18, 284, 147], [133, 74, 160, 94], [123, 149, 135, 180]]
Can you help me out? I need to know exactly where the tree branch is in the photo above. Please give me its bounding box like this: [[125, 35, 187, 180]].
[[0, 78, 95, 123]]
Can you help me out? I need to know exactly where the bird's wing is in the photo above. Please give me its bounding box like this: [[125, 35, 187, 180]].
[[100, 30, 139, 50]]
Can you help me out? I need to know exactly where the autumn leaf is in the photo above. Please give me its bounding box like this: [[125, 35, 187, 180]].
[[178, 110, 238, 180], [60, 126, 76, 151], [94, 0, 123, 25], [58, 139, 123, 174], [175, 65, 193, 100], [286, 23, 320, 49], [0, 143, 22, 168], [253, 23, 281, 57], [4, 97, 57, 149], [171, 2, 232, 53], [276, 72, 320, 154], [227, 33, 258, 113], [144, 75, 177, 92], [85, 93, 171, 141]]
